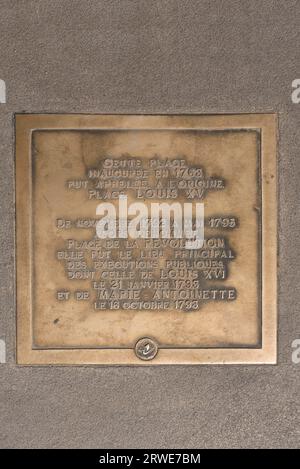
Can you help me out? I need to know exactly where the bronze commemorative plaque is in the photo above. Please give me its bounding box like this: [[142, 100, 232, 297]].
[[16, 114, 277, 365]]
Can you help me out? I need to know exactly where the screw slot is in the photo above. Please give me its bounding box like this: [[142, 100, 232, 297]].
[[135, 337, 158, 361]]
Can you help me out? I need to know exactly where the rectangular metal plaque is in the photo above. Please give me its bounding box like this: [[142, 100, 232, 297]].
[[16, 114, 277, 365]]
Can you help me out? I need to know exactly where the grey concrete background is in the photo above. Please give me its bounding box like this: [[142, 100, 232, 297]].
[[0, 0, 299, 448]]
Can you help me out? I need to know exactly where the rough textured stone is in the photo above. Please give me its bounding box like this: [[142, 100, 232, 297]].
[[0, 0, 299, 448]]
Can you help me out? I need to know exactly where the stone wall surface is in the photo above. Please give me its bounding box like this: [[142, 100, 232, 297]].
[[0, 0, 299, 448]]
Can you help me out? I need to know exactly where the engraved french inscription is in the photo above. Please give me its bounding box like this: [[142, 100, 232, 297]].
[[16, 115, 277, 365]]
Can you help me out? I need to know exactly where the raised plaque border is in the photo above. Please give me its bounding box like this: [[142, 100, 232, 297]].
[[16, 114, 277, 365]]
